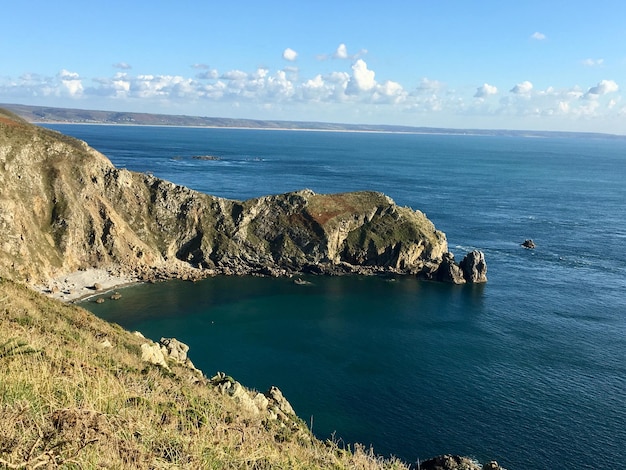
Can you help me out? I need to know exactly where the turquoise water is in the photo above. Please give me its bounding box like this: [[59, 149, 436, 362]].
[[48, 124, 626, 469]]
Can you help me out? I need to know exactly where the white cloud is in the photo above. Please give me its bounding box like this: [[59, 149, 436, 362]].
[[58, 69, 83, 97], [416, 78, 445, 93], [59, 69, 80, 80], [220, 70, 248, 81], [582, 58, 604, 67], [346, 59, 376, 94], [530, 32, 546, 40], [196, 69, 219, 80], [373, 80, 407, 104], [334, 44, 349, 60], [3, 57, 625, 134], [586, 79, 619, 96], [510, 81, 533, 95], [282, 48, 298, 61], [113, 62, 132, 70], [474, 83, 498, 98]]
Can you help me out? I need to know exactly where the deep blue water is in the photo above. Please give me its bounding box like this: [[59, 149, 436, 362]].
[[47, 124, 626, 469]]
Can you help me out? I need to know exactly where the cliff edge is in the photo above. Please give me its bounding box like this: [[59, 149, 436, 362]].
[[0, 108, 485, 287]]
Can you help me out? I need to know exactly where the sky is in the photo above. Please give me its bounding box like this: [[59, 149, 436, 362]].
[[2, 0, 625, 134]]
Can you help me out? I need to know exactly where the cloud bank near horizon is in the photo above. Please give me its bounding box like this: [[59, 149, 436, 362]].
[[1, 44, 623, 132]]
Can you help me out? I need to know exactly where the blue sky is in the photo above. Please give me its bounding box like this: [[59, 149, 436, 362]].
[[2, 0, 625, 133]]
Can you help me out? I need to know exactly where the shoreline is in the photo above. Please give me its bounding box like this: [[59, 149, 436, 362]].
[[32, 268, 141, 303]]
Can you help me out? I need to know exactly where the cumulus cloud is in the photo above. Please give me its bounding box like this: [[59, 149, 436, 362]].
[[346, 59, 376, 94], [474, 83, 498, 98], [58, 69, 83, 97], [316, 44, 367, 61], [586, 79, 619, 96], [58, 69, 80, 80], [282, 48, 298, 61], [113, 62, 132, 70], [2, 58, 625, 133], [373, 80, 406, 104], [510, 81, 533, 95], [334, 43, 349, 60], [530, 32, 546, 40], [220, 70, 248, 81], [582, 58, 604, 67], [196, 69, 219, 80], [132, 74, 192, 98]]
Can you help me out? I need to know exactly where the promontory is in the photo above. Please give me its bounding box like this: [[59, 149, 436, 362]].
[[0, 107, 485, 289], [0, 107, 499, 469]]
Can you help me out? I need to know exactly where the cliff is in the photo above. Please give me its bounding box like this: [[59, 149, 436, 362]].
[[0, 107, 485, 287], [0, 108, 500, 468]]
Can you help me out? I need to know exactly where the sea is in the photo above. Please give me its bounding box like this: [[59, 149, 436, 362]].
[[45, 124, 626, 469]]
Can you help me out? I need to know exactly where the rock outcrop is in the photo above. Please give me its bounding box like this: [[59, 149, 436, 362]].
[[459, 250, 488, 283], [0, 108, 485, 286], [417, 454, 506, 470], [433, 250, 487, 284]]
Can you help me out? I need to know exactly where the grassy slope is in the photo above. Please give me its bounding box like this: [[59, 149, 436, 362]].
[[0, 278, 408, 469]]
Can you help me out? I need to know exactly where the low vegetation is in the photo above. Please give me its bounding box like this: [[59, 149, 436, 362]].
[[0, 278, 409, 469]]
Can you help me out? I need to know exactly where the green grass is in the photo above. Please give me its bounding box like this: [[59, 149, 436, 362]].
[[0, 278, 409, 469]]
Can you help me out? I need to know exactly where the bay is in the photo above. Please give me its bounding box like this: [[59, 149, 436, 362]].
[[47, 124, 626, 469]]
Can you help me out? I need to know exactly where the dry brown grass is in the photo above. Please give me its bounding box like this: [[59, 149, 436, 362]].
[[0, 278, 409, 469]]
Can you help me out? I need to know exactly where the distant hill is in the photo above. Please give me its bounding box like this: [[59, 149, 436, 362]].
[[3, 102, 624, 139]]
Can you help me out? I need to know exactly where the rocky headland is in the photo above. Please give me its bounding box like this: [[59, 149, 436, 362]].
[[0, 107, 485, 293], [0, 107, 499, 469]]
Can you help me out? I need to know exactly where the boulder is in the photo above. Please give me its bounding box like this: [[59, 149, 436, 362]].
[[418, 454, 481, 470], [482, 462, 504, 470], [230, 382, 262, 415], [140, 342, 169, 370], [459, 250, 487, 283], [265, 385, 296, 416], [521, 239, 535, 249], [160, 337, 190, 363]]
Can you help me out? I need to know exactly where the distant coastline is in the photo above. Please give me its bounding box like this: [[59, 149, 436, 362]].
[[4, 102, 625, 140]]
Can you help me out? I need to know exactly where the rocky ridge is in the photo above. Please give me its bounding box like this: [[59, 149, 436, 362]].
[[0, 107, 486, 287]]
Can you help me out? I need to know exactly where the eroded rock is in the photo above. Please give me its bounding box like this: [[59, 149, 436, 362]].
[[434, 252, 466, 284], [140, 342, 169, 370], [460, 250, 487, 283]]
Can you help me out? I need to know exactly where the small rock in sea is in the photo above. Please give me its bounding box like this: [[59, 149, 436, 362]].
[[95, 297, 105, 304], [110, 292, 122, 300], [521, 239, 536, 249]]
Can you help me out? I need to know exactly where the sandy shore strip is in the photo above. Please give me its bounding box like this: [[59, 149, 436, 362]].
[[33, 268, 140, 303]]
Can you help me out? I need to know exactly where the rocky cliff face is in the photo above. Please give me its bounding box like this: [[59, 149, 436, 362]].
[[0, 108, 485, 285]]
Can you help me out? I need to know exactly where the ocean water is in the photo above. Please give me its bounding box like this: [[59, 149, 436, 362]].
[[47, 124, 626, 469]]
